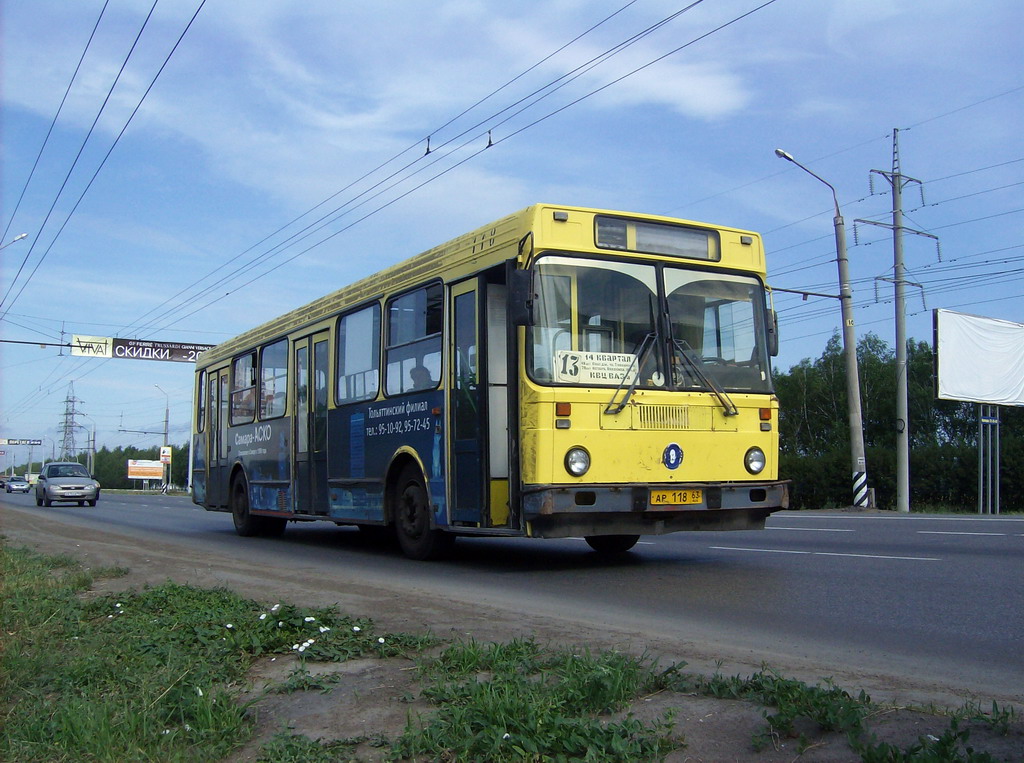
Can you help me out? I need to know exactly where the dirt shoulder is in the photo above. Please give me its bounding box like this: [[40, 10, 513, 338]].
[[2, 503, 1022, 761]]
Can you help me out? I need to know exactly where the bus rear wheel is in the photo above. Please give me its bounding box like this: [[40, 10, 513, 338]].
[[393, 464, 453, 560], [585, 534, 640, 554], [231, 477, 286, 538]]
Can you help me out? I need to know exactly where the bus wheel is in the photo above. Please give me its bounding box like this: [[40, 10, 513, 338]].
[[231, 479, 259, 536], [393, 464, 453, 560], [232, 478, 286, 538], [585, 534, 640, 554]]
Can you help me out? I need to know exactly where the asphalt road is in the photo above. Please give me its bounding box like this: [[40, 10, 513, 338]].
[[2, 491, 1021, 705]]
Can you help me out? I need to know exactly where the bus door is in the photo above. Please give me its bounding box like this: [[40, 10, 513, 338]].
[[293, 333, 330, 514], [207, 370, 230, 507], [449, 281, 486, 523]]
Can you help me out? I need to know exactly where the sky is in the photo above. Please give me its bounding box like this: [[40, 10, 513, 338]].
[[1, 0, 1021, 467]]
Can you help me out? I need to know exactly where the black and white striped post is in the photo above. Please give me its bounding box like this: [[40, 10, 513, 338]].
[[776, 149, 871, 509]]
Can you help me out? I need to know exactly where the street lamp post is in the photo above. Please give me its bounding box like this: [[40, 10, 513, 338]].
[[77, 414, 98, 474], [155, 385, 170, 491], [775, 149, 870, 508]]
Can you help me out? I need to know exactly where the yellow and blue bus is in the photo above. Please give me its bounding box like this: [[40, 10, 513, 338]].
[[191, 204, 788, 559]]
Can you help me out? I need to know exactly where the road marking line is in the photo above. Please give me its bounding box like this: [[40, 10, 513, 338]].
[[767, 526, 855, 532], [917, 531, 1005, 537], [710, 546, 940, 561], [783, 513, 1024, 523]]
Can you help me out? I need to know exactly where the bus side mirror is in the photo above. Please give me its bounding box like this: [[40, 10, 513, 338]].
[[508, 268, 535, 326], [765, 308, 779, 357]]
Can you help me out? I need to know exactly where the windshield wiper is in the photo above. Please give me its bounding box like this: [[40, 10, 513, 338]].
[[604, 330, 657, 415], [671, 339, 738, 416]]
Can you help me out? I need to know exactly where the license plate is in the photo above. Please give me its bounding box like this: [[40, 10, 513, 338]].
[[650, 489, 703, 507]]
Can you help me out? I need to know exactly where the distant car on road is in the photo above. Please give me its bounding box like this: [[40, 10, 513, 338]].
[[6, 475, 30, 493], [34, 462, 100, 507]]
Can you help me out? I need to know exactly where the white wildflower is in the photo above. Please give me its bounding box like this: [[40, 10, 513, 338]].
[[304, 616, 316, 622], [319, 626, 330, 633], [298, 646, 306, 653], [352, 626, 361, 633], [378, 637, 385, 644], [259, 613, 267, 621], [271, 604, 281, 612], [225, 623, 234, 629], [196, 687, 203, 697], [503, 733, 511, 740]]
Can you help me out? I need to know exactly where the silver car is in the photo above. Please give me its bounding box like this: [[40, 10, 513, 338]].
[[5, 475, 30, 493], [35, 462, 100, 507]]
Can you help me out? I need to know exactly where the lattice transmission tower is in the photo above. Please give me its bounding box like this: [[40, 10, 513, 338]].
[[58, 381, 83, 460]]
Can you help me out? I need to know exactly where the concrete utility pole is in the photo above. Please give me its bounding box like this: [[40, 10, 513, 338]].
[[775, 148, 869, 508], [891, 136, 910, 514], [155, 385, 170, 489], [859, 130, 938, 513]]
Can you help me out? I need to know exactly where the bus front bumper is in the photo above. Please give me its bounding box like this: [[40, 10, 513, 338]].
[[522, 481, 789, 539]]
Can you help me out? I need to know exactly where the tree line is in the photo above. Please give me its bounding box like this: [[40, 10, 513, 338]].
[[10, 332, 1016, 510], [774, 331, 1022, 510], [11, 443, 191, 491]]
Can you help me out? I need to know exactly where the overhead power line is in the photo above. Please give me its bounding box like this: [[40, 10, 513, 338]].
[[122, 1, 714, 339], [0, 0, 208, 321], [0, 0, 111, 246], [0, 0, 161, 317]]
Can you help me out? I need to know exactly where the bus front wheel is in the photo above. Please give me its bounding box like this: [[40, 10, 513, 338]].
[[393, 464, 453, 560], [585, 534, 640, 554]]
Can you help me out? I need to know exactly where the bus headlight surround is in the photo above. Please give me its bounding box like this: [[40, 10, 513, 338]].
[[744, 446, 766, 474], [565, 447, 591, 477]]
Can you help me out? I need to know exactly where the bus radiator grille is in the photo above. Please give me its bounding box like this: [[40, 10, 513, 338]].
[[636, 405, 711, 431]]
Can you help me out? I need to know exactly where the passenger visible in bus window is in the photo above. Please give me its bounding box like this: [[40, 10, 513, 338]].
[[410, 364, 435, 390]]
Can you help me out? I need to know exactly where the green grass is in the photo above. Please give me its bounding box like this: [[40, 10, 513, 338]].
[[2, 542, 1018, 762], [669, 666, 1016, 760], [391, 639, 681, 761], [0, 544, 431, 762]]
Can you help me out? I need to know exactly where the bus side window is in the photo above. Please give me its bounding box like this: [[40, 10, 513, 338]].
[[230, 352, 257, 425], [337, 303, 381, 403], [197, 370, 206, 432], [259, 338, 289, 419], [385, 283, 442, 395]]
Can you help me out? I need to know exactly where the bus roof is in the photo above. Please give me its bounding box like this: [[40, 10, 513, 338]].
[[197, 204, 764, 367]]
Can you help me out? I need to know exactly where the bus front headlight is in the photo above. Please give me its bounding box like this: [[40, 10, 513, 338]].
[[565, 447, 591, 477], [744, 447, 766, 475]]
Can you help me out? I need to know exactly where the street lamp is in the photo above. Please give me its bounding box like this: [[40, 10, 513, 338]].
[[0, 233, 28, 251], [775, 148, 870, 508], [77, 414, 98, 474], [155, 385, 170, 491]]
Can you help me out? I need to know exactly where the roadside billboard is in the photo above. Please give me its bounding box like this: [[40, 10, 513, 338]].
[[127, 460, 164, 480]]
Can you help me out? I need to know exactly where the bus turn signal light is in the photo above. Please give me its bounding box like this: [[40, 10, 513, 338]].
[[555, 402, 572, 416]]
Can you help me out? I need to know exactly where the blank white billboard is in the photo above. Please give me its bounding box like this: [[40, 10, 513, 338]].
[[934, 309, 1024, 406]]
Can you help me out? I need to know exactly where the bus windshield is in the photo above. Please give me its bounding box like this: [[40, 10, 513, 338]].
[[527, 255, 772, 394]]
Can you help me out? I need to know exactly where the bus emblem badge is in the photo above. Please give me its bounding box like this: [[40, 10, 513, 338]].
[[663, 443, 683, 470]]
